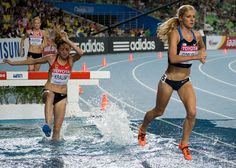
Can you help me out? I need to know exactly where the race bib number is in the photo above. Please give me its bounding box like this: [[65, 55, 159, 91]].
[[51, 73, 70, 85], [30, 37, 42, 45]]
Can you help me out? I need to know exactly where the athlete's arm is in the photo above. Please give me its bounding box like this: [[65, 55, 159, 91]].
[[168, 30, 202, 64], [41, 30, 47, 50], [196, 31, 205, 50], [195, 31, 207, 64], [61, 31, 83, 63], [20, 30, 30, 57], [3, 55, 51, 66]]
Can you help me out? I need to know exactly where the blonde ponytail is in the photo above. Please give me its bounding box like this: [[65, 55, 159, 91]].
[[157, 5, 196, 42], [157, 17, 179, 42]]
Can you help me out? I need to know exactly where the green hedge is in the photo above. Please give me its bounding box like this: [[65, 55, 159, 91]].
[[0, 86, 44, 104]]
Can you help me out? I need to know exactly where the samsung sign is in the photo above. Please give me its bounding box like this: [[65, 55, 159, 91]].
[[0, 38, 28, 63]]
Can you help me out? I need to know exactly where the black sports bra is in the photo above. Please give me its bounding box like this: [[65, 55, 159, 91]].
[[168, 26, 198, 68]]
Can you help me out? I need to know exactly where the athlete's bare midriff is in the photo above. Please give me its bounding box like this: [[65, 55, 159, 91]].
[[165, 64, 191, 80], [44, 82, 67, 94], [28, 45, 42, 54]]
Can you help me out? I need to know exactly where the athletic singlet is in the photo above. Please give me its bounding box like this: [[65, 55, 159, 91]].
[[168, 27, 198, 68], [49, 57, 72, 85], [43, 45, 57, 56], [29, 30, 43, 45]]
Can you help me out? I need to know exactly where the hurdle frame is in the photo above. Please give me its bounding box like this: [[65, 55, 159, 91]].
[[0, 71, 110, 120]]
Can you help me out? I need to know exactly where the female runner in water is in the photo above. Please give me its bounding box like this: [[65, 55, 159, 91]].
[[5, 31, 83, 141]]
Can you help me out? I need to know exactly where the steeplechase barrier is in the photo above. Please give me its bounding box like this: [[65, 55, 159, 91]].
[[0, 71, 110, 120]]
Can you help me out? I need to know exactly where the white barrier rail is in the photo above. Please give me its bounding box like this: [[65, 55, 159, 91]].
[[0, 71, 110, 120]]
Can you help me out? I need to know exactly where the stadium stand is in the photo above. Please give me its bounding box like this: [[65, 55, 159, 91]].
[[0, 0, 235, 38]]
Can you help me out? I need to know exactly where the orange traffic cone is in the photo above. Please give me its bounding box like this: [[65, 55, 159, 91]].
[[82, 62, 88, 72], [224, 48, 227, 55], [102, 57, 107, 66], [78, 85, 84, 94], [100, 94, 108, 111], [129, 53, 133, 61], [158, 52, 163, 59]]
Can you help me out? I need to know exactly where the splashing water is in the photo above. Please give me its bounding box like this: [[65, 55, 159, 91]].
[[91, 102, 134, 146]]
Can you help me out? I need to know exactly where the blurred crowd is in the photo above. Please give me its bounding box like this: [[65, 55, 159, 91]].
[[0, 0, 235, 38], [108, 0, 236, 36], [0, 0, 103, 38]]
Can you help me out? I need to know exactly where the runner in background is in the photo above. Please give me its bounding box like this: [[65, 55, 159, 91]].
[[20, 16, 45, 71], [42, 28, 57, 57]]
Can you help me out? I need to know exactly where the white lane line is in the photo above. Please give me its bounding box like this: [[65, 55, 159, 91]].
[[88, 55, 236, 104], [131, 59, 234, 119], [199, 56, 236, 87], [228, 59, 236, 73], [93, 57, 236, 149], [90, 56, 235, 119], [88, 54, 153, 70], [194, 86, 236, 102], [79, 96, 93, 108]]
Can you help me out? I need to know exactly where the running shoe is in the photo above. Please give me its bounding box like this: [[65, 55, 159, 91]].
[[178, 143, 192, 160], [42, 124, 51, 137], [138, 125, 146, 146]]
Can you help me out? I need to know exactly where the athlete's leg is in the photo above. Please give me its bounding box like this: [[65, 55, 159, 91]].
[[34, 64, 41, 71], [43, 90, 54, 127], [140, 81, 173, 133], [27, 56, 34, 71], [52, 98, 67, 141], [177, 82, 196, 145]]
